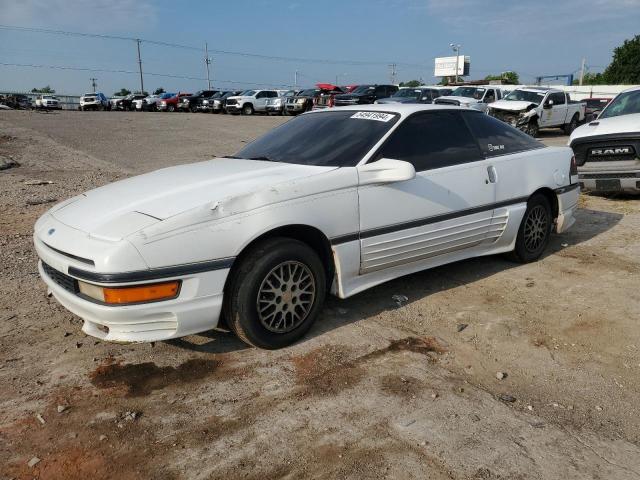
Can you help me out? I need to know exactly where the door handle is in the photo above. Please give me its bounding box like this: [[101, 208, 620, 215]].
[[487, 165, 498, 184]]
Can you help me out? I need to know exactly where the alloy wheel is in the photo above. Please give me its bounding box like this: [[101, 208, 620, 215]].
[[256, 261, 316, 333], [523, 205, 548, 252]]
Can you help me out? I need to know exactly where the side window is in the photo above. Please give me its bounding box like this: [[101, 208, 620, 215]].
[[377, 112, 481, 171], [484, 89, 496, 103], [462, 111, 543, 157], [269, 91, 278, 98], [256, 91, 265, 99], [554, 92, 566, 105], [375, 86, 387, 96]]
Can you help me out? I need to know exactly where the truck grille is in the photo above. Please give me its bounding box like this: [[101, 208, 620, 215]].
[[434, 98, 460, 106], [226, 99, 237, 106], [490, 110, 519, 126], [571, 136, 640, 166], [42, 262, 77, 294]]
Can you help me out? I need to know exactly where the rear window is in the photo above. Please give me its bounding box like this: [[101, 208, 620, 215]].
[[234, 110, 399, 167], [462, 111, 543, 156]]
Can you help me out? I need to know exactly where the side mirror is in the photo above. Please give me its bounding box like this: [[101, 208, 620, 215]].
[[357, 158, 416, 186], [544, 100, 554, 109]]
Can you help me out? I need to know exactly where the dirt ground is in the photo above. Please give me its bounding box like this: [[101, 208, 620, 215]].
[[1, 110, 639, 480]]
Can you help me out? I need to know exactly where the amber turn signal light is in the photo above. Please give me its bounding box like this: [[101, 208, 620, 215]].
[[78, 280, 180, 305]]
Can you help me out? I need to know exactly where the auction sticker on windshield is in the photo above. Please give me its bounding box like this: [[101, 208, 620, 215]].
[[350, 111, 395, 122]]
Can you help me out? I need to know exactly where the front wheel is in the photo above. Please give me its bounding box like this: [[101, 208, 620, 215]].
[[223, 238, 326, 349], [525, 120, 539, 138], [508, 194, 553, 263], [242, 103, 254, 115], [167, 105, 175, 112]]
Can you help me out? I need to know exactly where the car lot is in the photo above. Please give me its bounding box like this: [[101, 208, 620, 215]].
[[1, 110, 640, 479]]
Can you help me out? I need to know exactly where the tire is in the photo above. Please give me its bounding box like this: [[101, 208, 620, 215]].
[[563, 114, 579, 135], [508, 194, 553, 263], [167, 104, 175, 112], [223, 237, 326, 349], [242, 103, 254, 115]]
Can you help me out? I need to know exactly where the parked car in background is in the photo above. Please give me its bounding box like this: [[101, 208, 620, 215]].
[[178, 90, 218, 112], [433, 86, 502, 112], [376, 87, 443, 105], [109, 96, 124, 110], [143, 92, 175, 111], [286, 85, 344, 114], [225, 90, 280, 115], [80, 93, 108, 111], [569, 86, 640, 194], [266, 90, 296, 115], [202, 91, 242, 113], [1, 94, 31, 109], [112, 93, 147, 111], [488, 87, 586, 136], [334, 84, 398, 106], [34, 104, 578, 348], [35, 95, 61, 110], [584, 97, 612, 122], [431, 86, 454, 97], [158, 93, 192, 112]]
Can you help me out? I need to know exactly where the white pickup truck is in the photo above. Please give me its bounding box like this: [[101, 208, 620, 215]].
[[488, 87, 585, 137], [569, 86, 640, 194]]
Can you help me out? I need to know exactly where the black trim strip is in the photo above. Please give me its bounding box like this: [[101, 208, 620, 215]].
[[330, 196, 530, 245], [554, 183, 580, 194], [42, 242, 95, 266], [68, 257, 235, 284]]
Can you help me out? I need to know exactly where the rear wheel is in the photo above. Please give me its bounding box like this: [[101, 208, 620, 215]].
[[223, 238, 326, 349], [563, 114, 579, 135], [508, 194, 553, 263]]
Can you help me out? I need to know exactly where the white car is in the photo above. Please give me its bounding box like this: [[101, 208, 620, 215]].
[[224, 90, 280, 115], [35, 95, 61, 110], [569, 86, 640, 193], [79, 92, 108, 111], [34, 105, 579, 348], [434, 86, 503, 112]]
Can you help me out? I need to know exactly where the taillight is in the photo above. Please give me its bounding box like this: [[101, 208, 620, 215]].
[[570, 155, 578, 176]]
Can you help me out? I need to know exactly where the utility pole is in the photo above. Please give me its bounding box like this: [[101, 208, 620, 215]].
[[205, 42, 212, 90], [90, 78, 97, 93], [294, 70, 298, 89], [450, 43, 461, 84], [389, 63, 397, 85], [579, 57, 586, 86], [136, 39, 144, 94]]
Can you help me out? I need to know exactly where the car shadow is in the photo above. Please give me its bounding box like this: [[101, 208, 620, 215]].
[[168, 206, 622, 353]]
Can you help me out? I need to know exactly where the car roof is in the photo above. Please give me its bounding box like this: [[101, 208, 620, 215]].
[[307, 103, 468, 116]]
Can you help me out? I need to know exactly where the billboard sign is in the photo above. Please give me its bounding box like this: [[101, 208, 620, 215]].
[[434, 56, 470, 77]]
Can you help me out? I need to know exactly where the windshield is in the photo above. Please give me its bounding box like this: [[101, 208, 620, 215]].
[[299, 89, 320, 96], [599, 90, 640, 119], [504, 90, 545, 105], [451, 87, 485, 100], [160, 93, 175, 99], [393, 89, 422, 99], [240, 90, 256, 96], [234, 110, 399, 167], [352, 85, 375, 94]]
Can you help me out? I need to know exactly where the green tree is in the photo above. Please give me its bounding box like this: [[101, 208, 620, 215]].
[[399, 80, 421, 88], [572, 72, 606, 86], [31, 85, 55, 93], [153, 87, 165, 95], [603, 34, 640, 84], [484, 71, 520, 84], [114, 88, 131, 97]]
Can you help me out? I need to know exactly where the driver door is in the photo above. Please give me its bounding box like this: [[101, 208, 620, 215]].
[[357, 111, 497, 273]]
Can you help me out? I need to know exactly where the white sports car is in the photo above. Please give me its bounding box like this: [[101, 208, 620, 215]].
[[34, 105, 579, 349]]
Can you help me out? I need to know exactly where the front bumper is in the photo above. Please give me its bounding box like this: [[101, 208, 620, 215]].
[[578, 170, 640, 193], [34, 229, 229, 342], [225, 104, 241, 113], [266, 105, 283, 113]]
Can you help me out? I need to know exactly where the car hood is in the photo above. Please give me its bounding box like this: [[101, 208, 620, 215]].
[[570, 113, 640, 143], [227, 96, 253, 101], [489, 100, 537, 112], [435, 96, 479, 105], [50, 158, 338, 240]]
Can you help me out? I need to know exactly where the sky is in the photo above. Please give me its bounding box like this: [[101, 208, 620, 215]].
[[0, 0, 638, 95]]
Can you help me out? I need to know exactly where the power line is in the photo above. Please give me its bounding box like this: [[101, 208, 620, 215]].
[[0, 24, 428, 69], [0, 61, 294, 88]]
